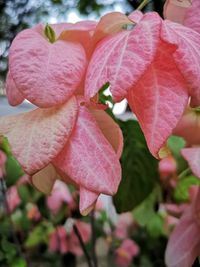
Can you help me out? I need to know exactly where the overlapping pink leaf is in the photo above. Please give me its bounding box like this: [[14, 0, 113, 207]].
[[127, 41, 188, 157], [85, 12, 161, 101]]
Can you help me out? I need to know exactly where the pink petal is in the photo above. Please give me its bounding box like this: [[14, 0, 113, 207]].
[[79, 187, 99, 216], [85, 12, 161, 102], [165, 206, 200, 267], [127, 41, 188, 158], [182, 147, 200, 178], [161, 20, 200, 107], [9, 28, 86, 107], [5, 71, 24, 106], [0, 97, 78, 174], [31, 164, 57, 195], [53, 103, 121, 195], [163, 0, 191, 24], [90, 108, 123, 158]]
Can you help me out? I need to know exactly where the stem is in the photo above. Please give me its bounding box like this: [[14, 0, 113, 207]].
[[178, 168, 191, 179], [137, 0, 150, 10], [90, 210, 98, 267], [73, 224, 93, 267], [0, 178, 24, 258]]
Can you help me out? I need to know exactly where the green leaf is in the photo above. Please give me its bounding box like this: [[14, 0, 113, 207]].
[[25, 223, 50, 248], [174, 175, 200, 202], [11, 258, 27, 267], [113, 120, 159, 213], [18, 185, 30, 202], [4, 155, 24, 186], [167, 135, 187, 173], [133, 186, 161, 226]]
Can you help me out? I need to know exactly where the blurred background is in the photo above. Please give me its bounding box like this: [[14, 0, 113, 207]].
[[3, 2, 196, 267]]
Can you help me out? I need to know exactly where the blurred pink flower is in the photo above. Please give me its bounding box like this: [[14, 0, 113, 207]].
[[26, 203, 41, 221], [114, 213, 134, 240], [49, 220, 91, 256], [0, 150, 6, 178], [6, 185, 21, 212], [115, 239, 139, 267], [47, 180, 76, 214]]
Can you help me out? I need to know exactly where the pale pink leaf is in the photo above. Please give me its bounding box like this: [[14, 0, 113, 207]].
[[90, 108, 123, 158], [182, 147, 200, 178], [85, 12, 161, 101], [9, 28, 86, 107], [53, 104, 121, 195], [164, 0, 191, 24], [0, 96, 78, 174], [165, 207, 200, 267], [161, 20, 200, 106], [58, 20, 97, 57], [92, 12, 134, 45], [5, 71, 24, 106], [79, 187, 99, 216], [31, 164, 57, 195], [127, 42, 188, 157]]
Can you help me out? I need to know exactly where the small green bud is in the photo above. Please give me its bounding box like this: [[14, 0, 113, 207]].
[[44, 24, 56, 43]]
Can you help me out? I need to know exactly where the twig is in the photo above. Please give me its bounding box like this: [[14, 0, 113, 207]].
[[137, 0, 150, 10], [73, 224, 93, 267], [90, 210, 98, 267]]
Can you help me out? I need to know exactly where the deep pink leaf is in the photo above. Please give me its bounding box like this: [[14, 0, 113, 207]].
[[127, 41, 188, 157], [161, 20, 200, 106], [53, 103, 121, 195], [85, 12, 161, 101]]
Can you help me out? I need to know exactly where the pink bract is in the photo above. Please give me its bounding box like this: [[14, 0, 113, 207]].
[[85, 12, 161, 102], [8, 25, 86, 108], [127, 41, 188, 157], [0, 97, 78, 174]]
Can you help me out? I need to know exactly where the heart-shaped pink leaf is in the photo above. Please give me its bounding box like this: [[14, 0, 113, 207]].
[[165, 206, 200, 267], [53, 104, 121, 195], [5, 71, 24, 106], [0, 96, 78, 174], [85, 12, 161, 102], [127, 41, 188, 157], [9, 28, 86, 107], [182, 147, 200, 178], [161, 20, 200, 106]]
